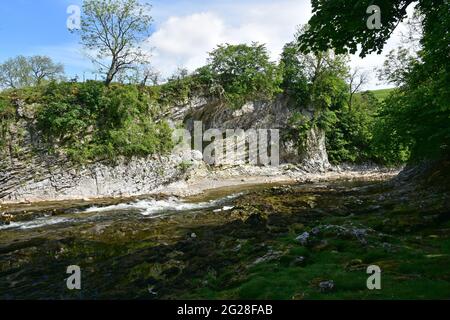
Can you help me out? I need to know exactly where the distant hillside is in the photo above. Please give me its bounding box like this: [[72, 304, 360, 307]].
[[369, 88, 396, 102]]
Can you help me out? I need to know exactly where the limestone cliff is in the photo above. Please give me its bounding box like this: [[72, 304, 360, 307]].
[[0, 99, 205, 203], [169, 95, 330, 171], [0, 95, 331, 203]]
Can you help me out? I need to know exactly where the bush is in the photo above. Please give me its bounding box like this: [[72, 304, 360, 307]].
[[326, 106, 374, 164], [158, 69, 196, 107], [0, 95, 15, 151], [33, 81, 173, 163], [370, 92, 412, 164], [326, 91, 410, 165], [200, 43, 283, 109]]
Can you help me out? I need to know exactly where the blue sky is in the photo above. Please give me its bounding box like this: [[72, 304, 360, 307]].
[[0, 0, 407, 88]]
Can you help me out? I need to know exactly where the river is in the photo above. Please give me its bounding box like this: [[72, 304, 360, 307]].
[[1, 178, 449, 299]]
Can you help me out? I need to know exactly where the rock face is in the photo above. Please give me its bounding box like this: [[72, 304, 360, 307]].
[[174, 95, 330, 169], [300, 126, 330, 172], [0, 94, 332, 203], [0, 98, 206, 204], [0, 150, 204, 204]]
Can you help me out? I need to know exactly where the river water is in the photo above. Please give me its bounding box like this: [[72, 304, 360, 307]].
[[1, 179, 449, 299]]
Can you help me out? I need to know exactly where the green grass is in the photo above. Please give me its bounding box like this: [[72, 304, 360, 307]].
[[369, 88, 396, 102], [174, 184, 450, 300], [181, 228, 450, 300]]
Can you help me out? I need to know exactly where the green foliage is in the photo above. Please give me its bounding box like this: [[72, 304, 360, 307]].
[[178, 160, 194, 173], [80, 0, 153, 85], [326, 95, 375, 164], [281, 40, 349, 114], [370, 1, 450, 161], [370, 93, 412, 164], [0, 55, 64, 89], [285, 112, 312, 153], [299, 0, 450, 162], [158, 68, 196, 107], [0, 95, 15, 151], [280, 42, 309, 107], [298, 0, 418, 57], [0, 94, 15, 119], [280, 37, 350, 156], [0, 56, 32, 89], [33, 81, 173, 163], [326, 91, 410, 165], [201, 43, 283, 109]]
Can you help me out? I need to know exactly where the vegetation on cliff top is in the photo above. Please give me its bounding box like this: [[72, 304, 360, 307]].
[[2, 0, 447, 168], [0, 82, 174, 163], [298, 0, 449, 163], [0, 41, 407, 166]]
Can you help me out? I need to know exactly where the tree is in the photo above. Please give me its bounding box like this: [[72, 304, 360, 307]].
[[115, 64, 161, 86], [0, 56, 32, 89], [80, 0, 153, 85], [298, 0, 449, 161], [139, 65, 161, 86], [376, 47, 415, 86], [203, 43, 282, 108], [29, 56, 65, 85], [347, 67, 369, 109], [281, 29, 349, 170], [298, 0, 416, 57], [0, 55, 65, 89], [280, 42, 309, 106], [282, 28, 349, 114]]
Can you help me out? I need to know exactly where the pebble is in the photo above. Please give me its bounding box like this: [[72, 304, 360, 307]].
[[319, 280, 335, 292], [293, 256, 305, 266], [295, 232, 310, 246]]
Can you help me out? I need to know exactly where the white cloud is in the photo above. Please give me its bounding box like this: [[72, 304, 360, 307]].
[[147, 0, 416, 90], [146, 12, 225, 75], [146, 0, 311, 78]]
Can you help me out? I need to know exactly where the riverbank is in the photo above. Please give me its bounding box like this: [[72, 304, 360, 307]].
[[0, 163, 400, 209], [152, 164, 400, 198]]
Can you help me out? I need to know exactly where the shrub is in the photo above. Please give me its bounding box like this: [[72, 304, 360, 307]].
[[33, 81, 173, 163], [200, 43, 283, 109]]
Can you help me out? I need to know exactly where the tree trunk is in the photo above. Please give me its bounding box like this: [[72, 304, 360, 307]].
[[105, 69, 114, 86], [105, 60, 117, 85]]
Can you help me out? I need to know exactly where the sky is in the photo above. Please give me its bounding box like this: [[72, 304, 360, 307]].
[[0, 0, 413, 89]]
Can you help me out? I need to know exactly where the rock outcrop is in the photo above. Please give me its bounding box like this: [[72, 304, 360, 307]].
[[0, 150, 204, 204], [171, 95, 330, 170], [0, 94, 332, 203]]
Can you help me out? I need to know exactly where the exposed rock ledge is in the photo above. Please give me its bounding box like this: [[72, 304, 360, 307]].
[[0, 146, 400, 205], [0, 95, 341, 205], [151, 163, 401, 198], [0, 150, 205, 205]]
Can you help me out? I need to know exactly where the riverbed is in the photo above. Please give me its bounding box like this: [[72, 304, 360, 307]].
[[1, 177, 449, 299]]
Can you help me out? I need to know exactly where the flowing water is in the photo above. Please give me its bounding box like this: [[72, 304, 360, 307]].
[[1, 179, 449, 299]]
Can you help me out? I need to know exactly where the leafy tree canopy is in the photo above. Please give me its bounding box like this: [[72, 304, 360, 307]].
[[298, 0, 416, 57], [200, 43, 283, 108], [0, 55, 64, 89], [299, 0, 450, 161], [80, 0, 153, 85]]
